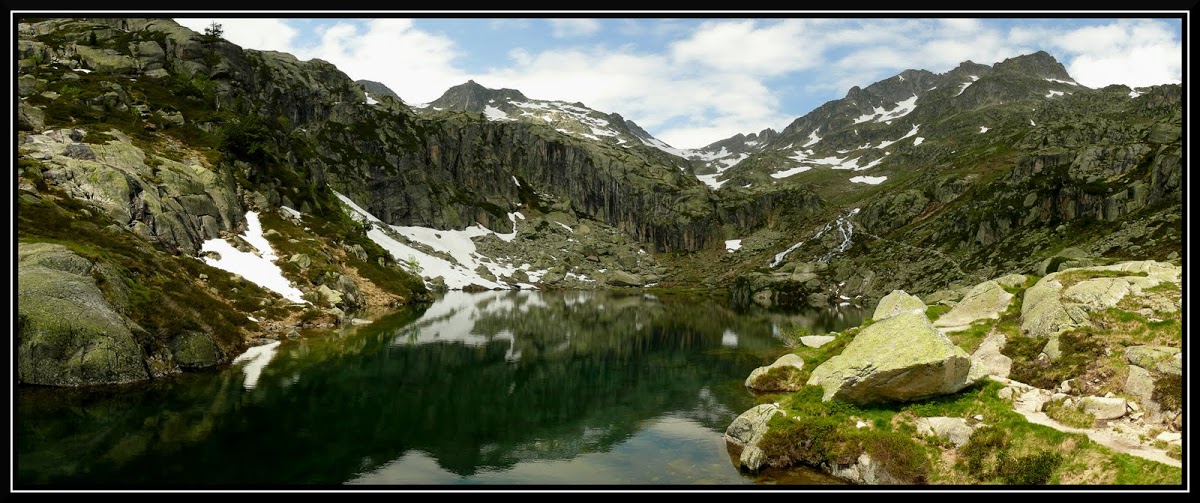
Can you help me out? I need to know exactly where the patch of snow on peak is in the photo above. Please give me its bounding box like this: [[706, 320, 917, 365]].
[[1030, 119, 1036, 126], [483, 105, 510, 121], [955, 77, 978, 97], [1128, 90, 1142, 98], [1045, 90, 1064, 98], [979, 126, 990, 133], [877, 95, 918, 122], [639, 135, 689, 158], [802, 129, 821, 148], [1044, 78, 1078, 86], [849, 175, 887, 185], [365, 94, 378, 105]]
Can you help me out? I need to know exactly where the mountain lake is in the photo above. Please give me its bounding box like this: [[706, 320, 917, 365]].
[[16, 290, 868, 488]]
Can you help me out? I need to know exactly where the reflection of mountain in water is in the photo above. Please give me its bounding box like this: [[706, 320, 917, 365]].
[[16, 292, 864, 487]]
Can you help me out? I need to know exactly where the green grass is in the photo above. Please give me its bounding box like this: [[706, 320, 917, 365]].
[[925, 304, 952, 322], [1042, 397, 1097, 428], [756, 360, 1181, 486]]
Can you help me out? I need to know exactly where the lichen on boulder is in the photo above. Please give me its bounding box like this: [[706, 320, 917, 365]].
[[807, 312, 983, 405]]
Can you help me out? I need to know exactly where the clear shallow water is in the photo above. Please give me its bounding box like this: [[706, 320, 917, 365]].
[[16, 290, 866, 489]]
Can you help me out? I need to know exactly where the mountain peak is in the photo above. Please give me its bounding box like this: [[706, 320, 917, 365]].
[[428, 81, 528, 111], [991, 51, 1074, 81], [356, 80, 402, 103]]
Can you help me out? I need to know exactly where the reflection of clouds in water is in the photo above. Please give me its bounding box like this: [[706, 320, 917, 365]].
[[231, 341, 281, 389], [721, 329, 738, 348], [347, 415, 750, 485]]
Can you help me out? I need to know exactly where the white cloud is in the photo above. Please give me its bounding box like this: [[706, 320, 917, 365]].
[[1048, 19, 1182, 88], [290, 19, 470, 105], [174, 18, 298, 52], [478, 45, 789, 149], [670, 19, 822, 76], [166, 17, 1181, 150], [548, 19, 601, 38]]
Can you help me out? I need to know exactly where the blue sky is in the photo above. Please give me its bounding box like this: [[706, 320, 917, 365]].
[[174, 14, 1185, 149]]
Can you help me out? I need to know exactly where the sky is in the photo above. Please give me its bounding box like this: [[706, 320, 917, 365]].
[[173, 13, 1185, 150]]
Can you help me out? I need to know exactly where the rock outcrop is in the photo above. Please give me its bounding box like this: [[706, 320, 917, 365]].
[[17, 243, 149, 386]]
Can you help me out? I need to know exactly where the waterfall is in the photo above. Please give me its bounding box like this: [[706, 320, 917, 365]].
[[769, 207, 861, 268]]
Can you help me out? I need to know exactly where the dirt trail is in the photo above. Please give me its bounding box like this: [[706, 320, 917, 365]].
[[991, 376, 1181, 468]]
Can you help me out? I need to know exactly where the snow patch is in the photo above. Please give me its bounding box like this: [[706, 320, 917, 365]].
[[335, 191, 532, 290], [852, 96, 914, 125], [483, 105, 510, 121], [725, 239, 742, 252], [1044, 78, 1078, 86], [1128, 90, 1142, 98], [979, 126, 990, 133], [849, 175, 887, 185], [771, 165, 812, 179], [199, 211, 307, 304], [913, 137, 925, 146], [280, 206, 302, 219], [955, 76, 978, 97], [802, 129, 821, 147], [1045, 90, 1064, 98], [366, 94, 378, 105], [697, 173, 728, 189]]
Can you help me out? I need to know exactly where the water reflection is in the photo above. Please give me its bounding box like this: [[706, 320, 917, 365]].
[[16, 291, 864, 488]]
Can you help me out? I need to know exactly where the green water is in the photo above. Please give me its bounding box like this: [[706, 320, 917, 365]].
[[15, 290, 866, 488]]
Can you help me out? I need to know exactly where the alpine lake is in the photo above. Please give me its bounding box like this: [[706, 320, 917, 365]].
[[16, 290, 868, 488]]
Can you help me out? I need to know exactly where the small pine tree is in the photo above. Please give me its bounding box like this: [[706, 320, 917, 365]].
[[203, 21, 224, 40]]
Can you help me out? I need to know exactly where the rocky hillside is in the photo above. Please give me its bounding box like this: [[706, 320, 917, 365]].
[[726, 260, 1183, 484], [697, 52, 1181, 310], [15, 17, 1183, 389]]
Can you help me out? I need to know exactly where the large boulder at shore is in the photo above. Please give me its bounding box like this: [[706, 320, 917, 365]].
[[744, 353, 806, 391], [17, 242, 150, 386], [872, 290, 927, 321], [933, 280, 1013, 332], [724, 403, 783, 472], [807, 312, 983, 405]]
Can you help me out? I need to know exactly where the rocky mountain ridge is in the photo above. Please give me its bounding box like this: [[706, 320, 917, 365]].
[[15, 17, 1182, 389]]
